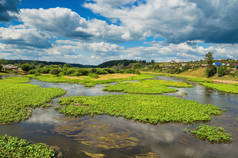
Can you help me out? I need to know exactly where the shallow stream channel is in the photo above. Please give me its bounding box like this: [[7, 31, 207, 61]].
[[0, 75, 238, 158]]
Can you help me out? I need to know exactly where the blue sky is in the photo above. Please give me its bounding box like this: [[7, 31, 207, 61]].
[[0, 0, 238, 65]]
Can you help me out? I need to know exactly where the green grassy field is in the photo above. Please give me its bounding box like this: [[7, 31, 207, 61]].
[[0, 135, 56, 158], [201, 82, 238, 94], [0, 77, 66, 124], [189, 125, 232, 143], [58, 94, 222, 124], [103, 80, 192, 94], [28, 74, 155, 87], [143, 72, 211, 82]]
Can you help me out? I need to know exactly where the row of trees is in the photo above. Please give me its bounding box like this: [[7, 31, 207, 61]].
[[20, 63, 140, 76]]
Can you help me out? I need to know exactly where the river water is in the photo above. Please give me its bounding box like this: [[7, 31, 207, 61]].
[[0, 75, 238, 158]]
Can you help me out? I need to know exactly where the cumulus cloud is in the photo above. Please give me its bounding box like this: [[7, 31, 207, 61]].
[[19, 8, 92, 40], [0, 25, 52, 48], [85, 0, 238, 44], [0, 0, 19, 21], [1, 1, 238, 64], [18, 7, 134, 42]]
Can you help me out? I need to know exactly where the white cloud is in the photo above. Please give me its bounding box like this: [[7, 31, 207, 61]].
[[1, 1, 238, 64], [85, 0, 238, 43]]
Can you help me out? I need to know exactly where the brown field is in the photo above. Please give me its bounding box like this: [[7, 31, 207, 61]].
[[95, 73, 137, 80], [63, 73, 137, 80]]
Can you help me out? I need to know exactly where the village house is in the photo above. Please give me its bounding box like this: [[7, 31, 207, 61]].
[[170, 60, 176, 64], [1, 64, 19, 72], [232, 64, 238, 69]]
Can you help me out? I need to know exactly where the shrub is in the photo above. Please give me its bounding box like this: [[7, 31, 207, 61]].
[[50, 68, 60, 75], [206, 66, 217, 77], [217, 66, 227, 77]]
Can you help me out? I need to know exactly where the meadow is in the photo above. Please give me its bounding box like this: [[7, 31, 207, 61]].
[[201, 82, 238, 94], [103, 79, 192, 94], [58, 94, 222, 124], [143, 72, 211, 82], [0, 77, 66, 124], [189, 125, 232, 143], [28, 73, 155, 87], [0, 135, 56, 158]]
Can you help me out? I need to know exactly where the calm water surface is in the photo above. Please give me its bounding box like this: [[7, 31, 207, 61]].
[[0, 75, 238, 158]]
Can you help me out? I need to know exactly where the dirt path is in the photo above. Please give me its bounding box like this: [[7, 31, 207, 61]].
[[213, 79, 238, 84]]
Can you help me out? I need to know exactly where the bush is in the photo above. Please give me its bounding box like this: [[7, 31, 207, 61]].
[[77, 69, 89, 76], [50, 68, 60, 75], [65, 68, 76, 76], [206, 66, 217, 77], [88, 73, 99, 78], [28, 69, 37, 74], [21, 63, 34, 72], [217, 66, 227, 77]]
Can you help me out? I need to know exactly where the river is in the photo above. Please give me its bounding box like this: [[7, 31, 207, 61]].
[[0, 75, 238, 158]]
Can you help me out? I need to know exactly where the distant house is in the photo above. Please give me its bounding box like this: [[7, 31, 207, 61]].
[[201, 64, 207, 67], [1, 64, 18, 72], [213, 63, 223, 66], [232, 64, 238, 69], [170, 60, 176, 64]]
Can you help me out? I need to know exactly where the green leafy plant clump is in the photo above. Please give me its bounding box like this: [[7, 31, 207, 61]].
[[189, 125, 232, 143], [103, 80, 192, 94], [0, 135, 57, 158], [28, 74, 155, 87], [0, 77, 66, 124], [58, 94, 222, 124], [201, 82, 238, 94]]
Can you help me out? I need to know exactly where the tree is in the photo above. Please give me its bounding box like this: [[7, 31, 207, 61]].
[[20, 63, 34, 72], [205, 52, 214, 66], [217, 66, 227, 77], [0, 64, 2, 72], [205, 52, 216, 77], [50, 68, 60, 75]]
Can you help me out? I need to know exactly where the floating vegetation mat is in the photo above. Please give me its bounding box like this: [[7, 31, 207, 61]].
[[103, 79, 192, 94], [0, 77, 66, 124], [201, 82, 238, 94], [28, 74, 155, 87], [54, 119, 140, 150], [189, 125, 232, 144], [0, 135, 58, 158], [58, 94, 222, 124]]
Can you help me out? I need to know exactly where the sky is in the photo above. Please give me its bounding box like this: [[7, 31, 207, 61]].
[[0, 0, 238, 65]]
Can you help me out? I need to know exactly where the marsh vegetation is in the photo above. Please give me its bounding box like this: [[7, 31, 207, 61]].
[[58, 94, 221, 124], [0, 77, 65, 124], [104, 79, 192, 94]]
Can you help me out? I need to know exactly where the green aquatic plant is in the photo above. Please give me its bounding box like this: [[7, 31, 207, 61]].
[[103, 80, 192, 94], [0, 77, 66, 124], [201, 82, 238, 94], [58, 94, 222, 124], [0, 135, 57, 158], [189, 125, 232, 143], [27, 74, 155, 87]]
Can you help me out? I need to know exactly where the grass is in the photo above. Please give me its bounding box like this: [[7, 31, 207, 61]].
[[0, 72, 8, 75], [189, 125, 232, 143], [0, 135, 57, 158], [142, 72, 211, 83], [28, 74, 155, 87], [201, 82, 238, 94], [0, 77, 66, 124], [58, 94, 222, 124], [103, 80, 192, 94]]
